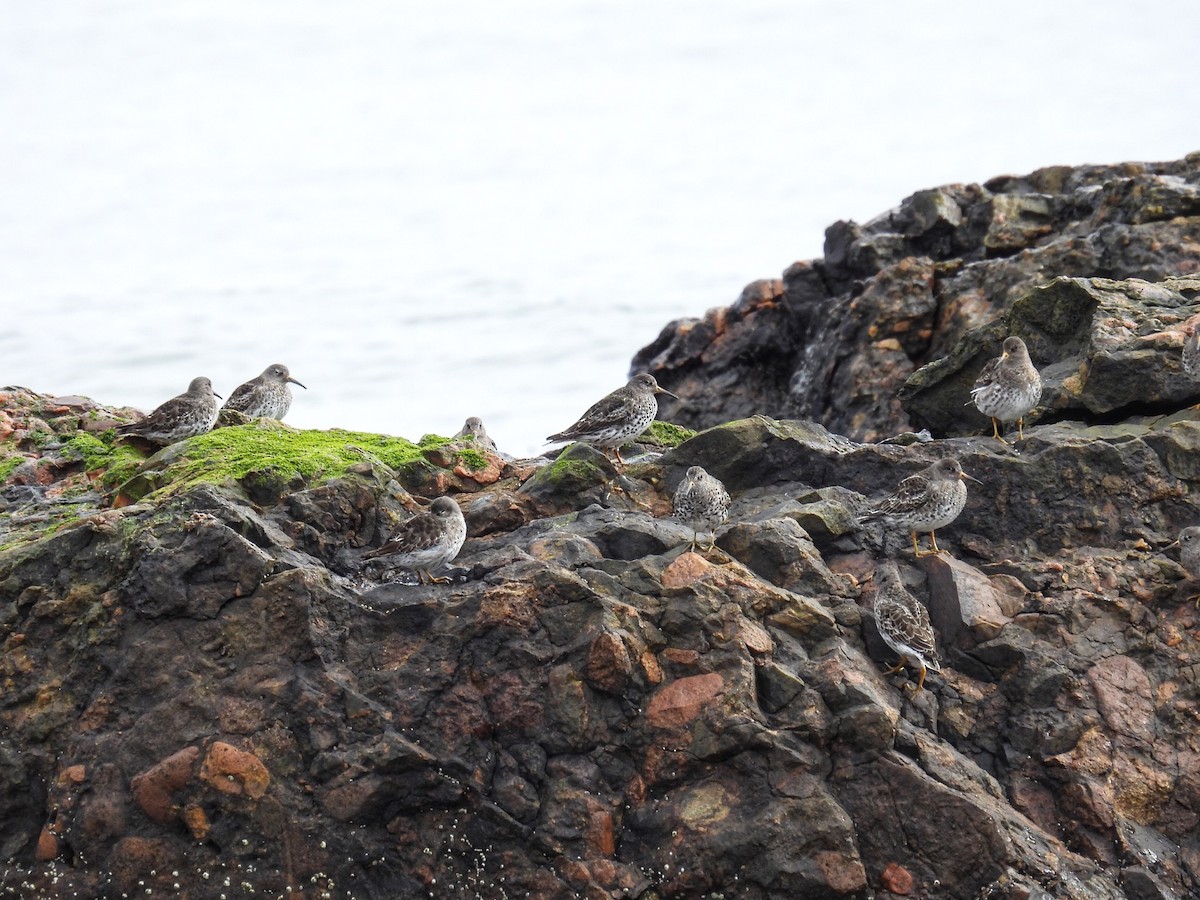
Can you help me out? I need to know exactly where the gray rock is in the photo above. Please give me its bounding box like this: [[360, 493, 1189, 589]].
[[634, 155, 1200, 442]]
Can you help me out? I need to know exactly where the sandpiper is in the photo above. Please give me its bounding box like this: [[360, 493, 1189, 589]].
[[362, 496, 467, 584], [1183, 324, 1200, 377], [115, 376, 222, 446], [673, 465, 730, 552], [454, 416, 499, 454], [222, 363, 306, 420], [970, 336, 1041, 442], [1173, 525, 1200, 606], [860, 457, 978, 557], [871, 561, 942, 692], [547, 373, 678, 466]]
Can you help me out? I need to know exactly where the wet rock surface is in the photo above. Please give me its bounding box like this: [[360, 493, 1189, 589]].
[[3, 156, 1200, 899]]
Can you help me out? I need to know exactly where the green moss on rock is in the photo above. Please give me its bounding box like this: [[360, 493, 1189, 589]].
[[520, 442, 613, 506], [643, 421, 697, 448], [455, 447, 489, 472], [115, 422, 451, 503], [0, 453, 23, 484], [61, 433, 145, 489]]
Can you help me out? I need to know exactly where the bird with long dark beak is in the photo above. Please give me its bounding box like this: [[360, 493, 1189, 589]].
[[221, 363, 307, 421], [859, 457, 981, 557], [546, 373, 680, 467], [115, 376, 222, 446]]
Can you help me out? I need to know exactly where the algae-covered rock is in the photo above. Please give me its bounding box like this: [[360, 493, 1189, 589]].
[[518, 441, 614, 512], [113, 420, 455, 505]]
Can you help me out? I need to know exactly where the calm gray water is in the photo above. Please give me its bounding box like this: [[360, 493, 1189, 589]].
[[3, 1, 1198, 455]]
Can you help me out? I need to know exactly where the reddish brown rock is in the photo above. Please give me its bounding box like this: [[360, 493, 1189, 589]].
[[880, 861, 915, 894], [57, 765, 86, 786], [199, 741, 270, 799], [661, 550, 713, 588], [34, 827, 58, 862], [108, 837, 172, 896], [78, 764, 128, 843], [1087, 655, 1154, 740], [738, 617, 774, 655], [453, 451, 504, 484], [477, 581, 541, 631], [646, 673, 724, 730], [661, 647, 701, 667], [130, 746, 201, 824], [586, 808, 616, 858], [585, 631, 633, 695], [922, 553, 1012, 645], [813, 850, 870, 894]]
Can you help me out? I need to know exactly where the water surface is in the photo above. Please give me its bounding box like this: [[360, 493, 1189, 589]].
[[2, 1, 1197, 454]]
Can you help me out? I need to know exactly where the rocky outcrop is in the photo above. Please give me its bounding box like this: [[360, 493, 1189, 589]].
[[3, 371, 1200, 898], [634, 155, 1200, 441], [4, 156, 1200, 899]]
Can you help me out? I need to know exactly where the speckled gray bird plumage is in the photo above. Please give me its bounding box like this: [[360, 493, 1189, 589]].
[[222, 363, 306, 420], [454, 416, 500, 455], [547, 373, 677, 465], [1179, 526, 1200, 579], [115, 376, 221, 446], [872, 561, 942, 692], [673, 465, 731, 551], [971, 336, 1041, 441], [362, 496, 467, 584], [1182, 325, 1200, 377], [860, 457, 973, 557]]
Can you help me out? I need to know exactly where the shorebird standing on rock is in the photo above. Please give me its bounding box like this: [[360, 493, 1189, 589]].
[[971, 336, 1042, 442], [546, 373, 678, 467], [454, 416, 500, 454], [221, 363, 306, 420], [115, 376, 222, 446], [1182, 323, 1200, 377], [1171, 526, 1200, 607], [871, 561, 942, 693], [362, 496, 467, 584], [673, 465, 730, 552], [859, 457, 978, 557]]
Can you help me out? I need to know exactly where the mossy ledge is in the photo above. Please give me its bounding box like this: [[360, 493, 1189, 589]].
[[0, 384, 470, 552], [642, 419, 696, 448], [114, 421, 453, 504]]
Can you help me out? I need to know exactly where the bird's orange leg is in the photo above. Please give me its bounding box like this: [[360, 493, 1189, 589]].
[[926, 531, 945, 556], [991, 417, 1010, 444], [914, 530, 943, 557], [914, 664, 927, 693]]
